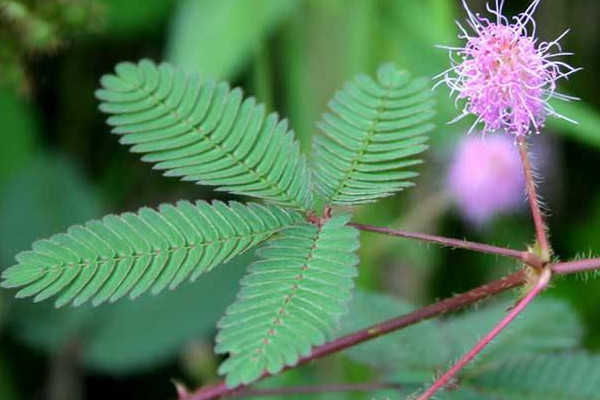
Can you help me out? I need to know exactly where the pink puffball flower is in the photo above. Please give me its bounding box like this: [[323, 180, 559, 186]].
[[447, 135, 525, 225], [436, 0, 580, 136]]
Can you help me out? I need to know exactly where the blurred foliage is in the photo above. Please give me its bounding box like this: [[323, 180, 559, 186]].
[[0, 0, 599, 398], [81, 254, 248, 374], [167, 0, 297, 79], [0, 89, 37, 182], [342, 291, 583, 380], [0, 356, 18, 400], [9, 256, 247, 374], [0, 0, 103, 91], [342, 290, 594, 398], [436, 353, 600, 400], [549, 99, 600, 148], [0, 155, 103, 264], [97, 0, 177, 38]]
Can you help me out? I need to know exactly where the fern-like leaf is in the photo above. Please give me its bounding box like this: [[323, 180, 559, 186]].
[[312, 63, 435, 205], [96, 59, 312, 210], [215, 214, 359, 387], [1, 201, 303, 307]]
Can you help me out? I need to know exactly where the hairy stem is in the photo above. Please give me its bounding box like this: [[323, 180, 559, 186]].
[[553, 257, 600, 275], [182, 271, 526, 400], [349, 222, 542, 268], [518, 137, 551, 262], [416, 268, 552, 400], [231, 382, 403, 398]]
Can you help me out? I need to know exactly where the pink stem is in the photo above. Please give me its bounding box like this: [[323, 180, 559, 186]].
[[552, 257, 600, 275], [416, 268, 552, 400], [517, 137, 551, 261], [350, 222, 543, 268]]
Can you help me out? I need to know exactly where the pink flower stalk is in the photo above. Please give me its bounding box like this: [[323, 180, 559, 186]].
[[437, 0, 580, 136], [447, 135, 525, 225]]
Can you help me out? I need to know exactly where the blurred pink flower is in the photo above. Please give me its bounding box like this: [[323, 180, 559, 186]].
[[436, 0, 579, 136], [447, 135, 525, 225]]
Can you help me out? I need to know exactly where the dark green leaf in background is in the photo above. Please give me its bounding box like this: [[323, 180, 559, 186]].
[[0, 155, 103, 268], [548, 99, 600, 149], [82, 253, 250, 374], [10, 254, 250, 375], [0, 154, 103, 368]]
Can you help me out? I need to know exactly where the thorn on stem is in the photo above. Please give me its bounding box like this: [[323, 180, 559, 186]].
[[172, 379, 190, 400]]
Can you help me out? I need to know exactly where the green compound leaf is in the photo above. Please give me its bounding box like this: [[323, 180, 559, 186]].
[[216, 214, 359, 387], [441, 353, 600, 400], [96, 59, 312, 210], [311, 63, 435, 205], [1, 201, 303, 307]]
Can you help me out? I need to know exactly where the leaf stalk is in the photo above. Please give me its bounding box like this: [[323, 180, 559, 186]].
[[349, 222, 543, 268]]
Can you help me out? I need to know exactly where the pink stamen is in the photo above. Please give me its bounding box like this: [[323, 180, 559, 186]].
[[437, 0, 578, 136]]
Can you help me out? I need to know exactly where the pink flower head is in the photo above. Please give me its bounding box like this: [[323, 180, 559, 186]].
[[437, 0, 579, 136], [447, 134, 525, 225]]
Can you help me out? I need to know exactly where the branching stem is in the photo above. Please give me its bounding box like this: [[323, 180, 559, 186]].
[[553, 257, 600, 275], [349, 222, 543, 268], [182, 271, 526, 400], [517, 137, 551, 262], [416, 268, 552, 400]]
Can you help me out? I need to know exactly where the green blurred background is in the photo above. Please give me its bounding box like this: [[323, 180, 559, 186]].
[[0, 0, 599, 399]]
